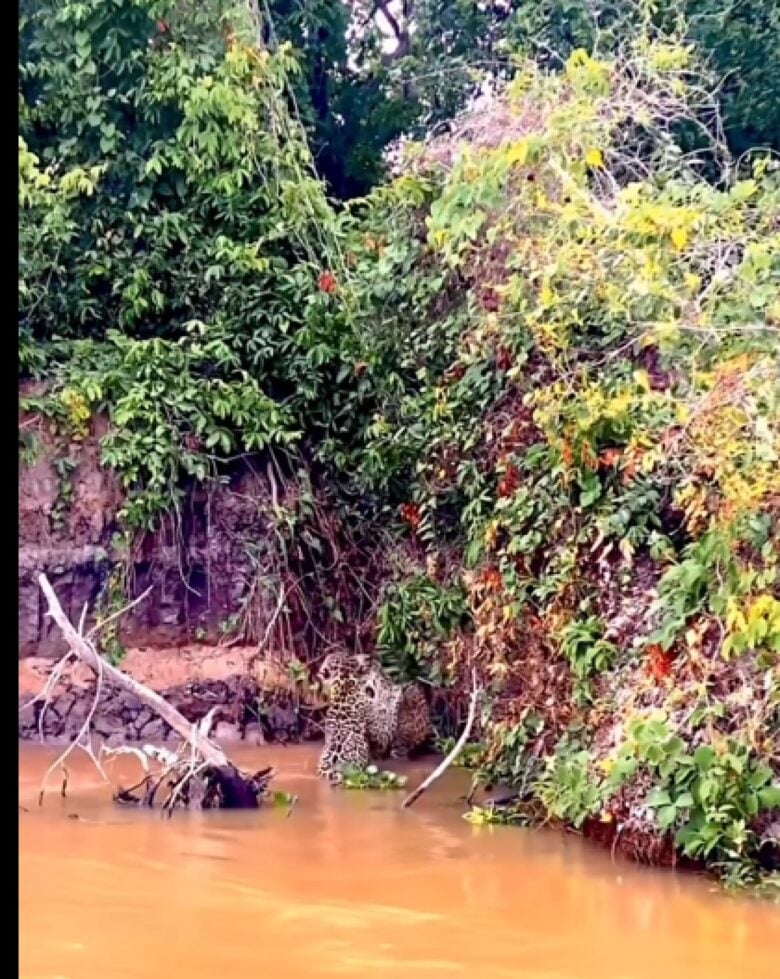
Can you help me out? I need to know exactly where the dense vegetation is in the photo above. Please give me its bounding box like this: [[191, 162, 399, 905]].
[[355, 46, 780, 888], [19, 0, 779, 887], [267, 0, 780, 197]]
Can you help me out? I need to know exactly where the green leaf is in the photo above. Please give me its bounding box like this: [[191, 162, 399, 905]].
[[694, 745, 715, 770], [758, 786, 780, 810], [579, 473, 602, 508], [657, 805, 678, 830], [647, 788, 671, 807]]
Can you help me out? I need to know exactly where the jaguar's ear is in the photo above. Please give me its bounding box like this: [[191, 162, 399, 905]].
[[364, 679, 378, 700], [353, 652, 372, 671], [319, 651, 340, 680]]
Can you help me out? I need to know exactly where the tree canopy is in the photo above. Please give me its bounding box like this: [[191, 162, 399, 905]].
[[261, 1, 780, 198]]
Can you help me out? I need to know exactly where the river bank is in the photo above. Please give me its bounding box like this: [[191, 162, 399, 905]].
[[18, 644, 323, 745]]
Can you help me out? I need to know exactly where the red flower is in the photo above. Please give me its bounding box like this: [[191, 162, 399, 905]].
[[480, 288, 500, 312], [497, 463, 520, 498], [399, 503, 421, 531], [317, 271, 337, 294], [444, 362, 466, 384], [481, 567, 503, 592], [645, 644, 673, 681], [599, 448, 622, 468], [496, 346, 512, 371]]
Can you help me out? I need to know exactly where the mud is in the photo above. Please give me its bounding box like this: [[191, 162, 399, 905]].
[[19, 394, 280, 658], [17, 645, 324, 744]]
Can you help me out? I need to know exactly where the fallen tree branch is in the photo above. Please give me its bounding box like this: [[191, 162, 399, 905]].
[[402, 670, 483, 809], [39, 573, 228, 768], [32, 573, 272, 810]]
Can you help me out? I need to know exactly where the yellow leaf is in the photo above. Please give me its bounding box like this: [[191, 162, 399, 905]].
[[505, 139, 529, 167], [633, 369, 651, 391], [671, 227, 688, 251], [655, 322, 680, 344], [585, 148, 603, 168], [675, 403, 690, 423]]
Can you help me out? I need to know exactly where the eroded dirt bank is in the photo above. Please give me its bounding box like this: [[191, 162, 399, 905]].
[[18, 645, 323, 745], [20, 391, 288, 660], [19, 395, 328, 745]]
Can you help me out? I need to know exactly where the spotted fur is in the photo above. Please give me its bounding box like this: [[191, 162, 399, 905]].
[[364, 664, 432, 759], [317, 652, 432, 780], [316, 652, 374, 780]]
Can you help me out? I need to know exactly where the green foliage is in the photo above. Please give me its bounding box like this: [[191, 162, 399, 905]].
[[19, 0, 360, 530], [21, 0, 327, 342], [266, 1, 780, 198], [68, 328, 299, 528], [265, 1, 526, 198], [651, 522, 780, 658], [607, 713, 780, 868], [535, 740, 606, 829], [50, 456, 78, 531], [348, 38, 779, 884], [434, 737, 485, 769], [377, 575, 469, 683], [93, 558, 131, 665], [649, 529, 740, 651], [340, 765, 408, 790], [18, 429, 42, 467], [270, 790, 298, 814], [502, 1, 780, 159], [473, 713, 547, 791], [463, 801, 533, 827], [559, 617, 618, 682]]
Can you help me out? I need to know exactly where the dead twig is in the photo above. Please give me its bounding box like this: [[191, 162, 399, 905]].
[[402, 670, 483, 809], [86, 585, 153, 640]]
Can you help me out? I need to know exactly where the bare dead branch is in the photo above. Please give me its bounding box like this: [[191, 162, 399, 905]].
[[402, 670, 483, 809], [32, 574, 273, 811], [38, 573, 230, 769]]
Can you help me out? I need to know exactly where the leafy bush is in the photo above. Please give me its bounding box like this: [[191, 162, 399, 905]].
[[19, 0, 360, 530], [377, 575, 469, 683], [605, 713, 780, 870], [345, 36, 780, 882]]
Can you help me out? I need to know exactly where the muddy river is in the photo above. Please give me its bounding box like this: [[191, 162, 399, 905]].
[[19, 744, 779, 978]]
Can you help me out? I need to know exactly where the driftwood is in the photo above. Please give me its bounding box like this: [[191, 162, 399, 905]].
[[30, 573, 272, 811], [402, 671, 483, 809]]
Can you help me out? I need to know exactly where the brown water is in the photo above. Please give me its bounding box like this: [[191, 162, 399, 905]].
[[19, 744, 779, 979]]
